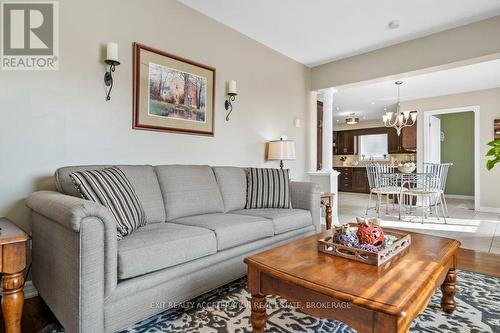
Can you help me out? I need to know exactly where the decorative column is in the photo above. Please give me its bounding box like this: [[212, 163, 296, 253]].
[[321, 89, 333, 172]]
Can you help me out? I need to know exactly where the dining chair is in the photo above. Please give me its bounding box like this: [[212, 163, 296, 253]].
[[401, 173, 447, 224], [365, 163, 402, 217], [423, 162, 453, 217]]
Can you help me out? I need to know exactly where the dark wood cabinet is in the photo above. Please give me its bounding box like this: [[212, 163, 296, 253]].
[[387, 127, 400, 154], [401, 121, 417, 151], [338, 167, 353, 191], [338, 167, 369, 193], [352, 168, 369, 193], [336, 131, 355, 155], [335, 123, 417, 156]]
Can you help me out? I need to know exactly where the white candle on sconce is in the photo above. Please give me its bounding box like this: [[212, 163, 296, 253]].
[[106, 42, 118, 62], [228, 80, 237, 95]]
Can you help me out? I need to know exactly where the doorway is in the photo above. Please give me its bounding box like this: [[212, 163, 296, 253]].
[[423, 106, 480, 210]]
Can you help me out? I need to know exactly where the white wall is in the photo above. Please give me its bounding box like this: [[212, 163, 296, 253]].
[[401, 87, 500, 210], [0, 0, 311, 232]]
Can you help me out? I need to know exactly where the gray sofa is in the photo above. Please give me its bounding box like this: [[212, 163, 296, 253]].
[[26, 165, 320, 333]]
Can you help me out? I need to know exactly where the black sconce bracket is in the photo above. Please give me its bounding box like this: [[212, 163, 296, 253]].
[[225, 93, 237, 121], [104, 59, 120, 101]]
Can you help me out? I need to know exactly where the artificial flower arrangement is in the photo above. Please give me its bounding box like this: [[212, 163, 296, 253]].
[[332, 217, 397, 253]]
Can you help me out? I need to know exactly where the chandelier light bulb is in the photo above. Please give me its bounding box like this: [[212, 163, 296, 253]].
[[381, 81, 417, 136]]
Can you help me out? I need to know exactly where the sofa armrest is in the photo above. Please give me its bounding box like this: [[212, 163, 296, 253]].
[[290, 181, 321, 232], [26, 191, 118, 296], [27, 190, 116, 233]]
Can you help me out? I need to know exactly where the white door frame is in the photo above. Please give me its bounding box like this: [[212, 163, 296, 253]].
[[423, 105, 480, 210]]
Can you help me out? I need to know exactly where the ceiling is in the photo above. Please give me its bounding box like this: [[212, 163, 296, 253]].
[[178, 0, 500, 66], [328, 59, 500, 123]]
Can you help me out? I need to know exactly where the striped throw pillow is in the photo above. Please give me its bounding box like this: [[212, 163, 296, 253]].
[[245, 168, 291, 209], [69, 167, 146, 239]]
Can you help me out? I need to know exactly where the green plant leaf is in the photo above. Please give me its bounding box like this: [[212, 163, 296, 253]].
[[487, 139, 500, 147], [486, 148, 496, 156], [486, 157, 500, 170]]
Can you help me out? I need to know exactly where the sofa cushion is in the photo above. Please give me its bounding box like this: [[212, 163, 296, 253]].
[[55, 165, 166, 223], [69, 167, 146, 239], [212, 167, 247, 212], [155, 165, 224, 220], [172, 213, 274, 251], [118, 223, 217, 280], [245, 168, 291, 209], [234, 209, 312, 235]]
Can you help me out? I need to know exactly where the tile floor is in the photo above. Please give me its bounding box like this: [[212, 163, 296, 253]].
[[335, 192, 500, 254]]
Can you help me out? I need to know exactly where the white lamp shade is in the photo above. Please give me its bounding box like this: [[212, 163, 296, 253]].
[[267, 140, 296, 160]]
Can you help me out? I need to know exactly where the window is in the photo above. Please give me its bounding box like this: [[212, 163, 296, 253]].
[[359, 134, 388, 160]]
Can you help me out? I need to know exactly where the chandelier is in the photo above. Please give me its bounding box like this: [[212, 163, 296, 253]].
[[382, 81, 416, 136]]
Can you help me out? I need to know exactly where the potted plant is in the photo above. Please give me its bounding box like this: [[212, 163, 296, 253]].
[[486, 139, 500, 170]]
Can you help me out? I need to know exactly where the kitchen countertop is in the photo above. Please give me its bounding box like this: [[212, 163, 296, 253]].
[[333, 164, 417, 168], [334, 165, 368, 168]]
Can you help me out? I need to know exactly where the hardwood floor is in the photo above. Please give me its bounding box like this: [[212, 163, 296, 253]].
[[1, 248, 498, 333], [457, 248, 500, 277]]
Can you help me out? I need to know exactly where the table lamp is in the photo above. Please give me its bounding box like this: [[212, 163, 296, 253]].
[[267, 138, 296, 169]]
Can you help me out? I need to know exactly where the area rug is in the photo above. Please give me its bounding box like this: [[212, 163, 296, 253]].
[[40, 270, 498, 333], [113, 270, 499, 333]]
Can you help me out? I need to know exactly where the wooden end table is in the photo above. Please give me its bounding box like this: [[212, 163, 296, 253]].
[[320, 192, 334, 230], [0, 218, 30, 333], [245, 231, 460, 333]]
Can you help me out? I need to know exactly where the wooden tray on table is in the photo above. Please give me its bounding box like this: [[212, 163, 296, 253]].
[[318, 226, 411, 266]]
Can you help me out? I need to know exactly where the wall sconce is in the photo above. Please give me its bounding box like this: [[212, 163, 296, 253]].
[[104, 42, 120, 101], [225, 80, 238, 121]]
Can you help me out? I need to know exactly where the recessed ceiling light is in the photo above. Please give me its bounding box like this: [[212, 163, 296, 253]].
[[336, 106, 340, 111], [388, 20, 400, 29], [336, 119, 340, 122], [371, 101, 375, 105]]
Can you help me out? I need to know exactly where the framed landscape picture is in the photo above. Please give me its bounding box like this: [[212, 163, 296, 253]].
[[133, 43, 215, 136]]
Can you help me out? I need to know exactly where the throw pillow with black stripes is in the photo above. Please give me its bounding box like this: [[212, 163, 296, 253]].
[[245, 168, 291, 209], [69, 167, 146, 239]]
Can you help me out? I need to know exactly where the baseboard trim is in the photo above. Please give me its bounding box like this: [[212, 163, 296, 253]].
[[24, 280, 38, 298], [0, 280, 38, 299], [445, 194, 474, 200], [479, 206, 500, 213]]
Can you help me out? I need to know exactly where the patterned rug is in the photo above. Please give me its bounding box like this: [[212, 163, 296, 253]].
[[111, 270, 499, 333], [40, 270, 498, 333]]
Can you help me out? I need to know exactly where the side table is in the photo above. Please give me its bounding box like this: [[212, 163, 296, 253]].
[[320, 192, 334, 230], [0, 218, 30, 333]]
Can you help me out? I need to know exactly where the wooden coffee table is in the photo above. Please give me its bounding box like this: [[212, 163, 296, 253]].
[[245, 230, 460, 333]]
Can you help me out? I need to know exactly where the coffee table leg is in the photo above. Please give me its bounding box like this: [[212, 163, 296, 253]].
[[440, 268, 457, 314], [250, 294, 266, 333]]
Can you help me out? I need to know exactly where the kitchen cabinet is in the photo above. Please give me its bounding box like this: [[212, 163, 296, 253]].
[[387, 127, 400, 154], [352, 168, 369, 193], [335, 123, 417, 156], [338, 167, 369, 193], [336, 131, 355, 155], [401, 121, 417, 151], [338, 167, 352, 191]]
